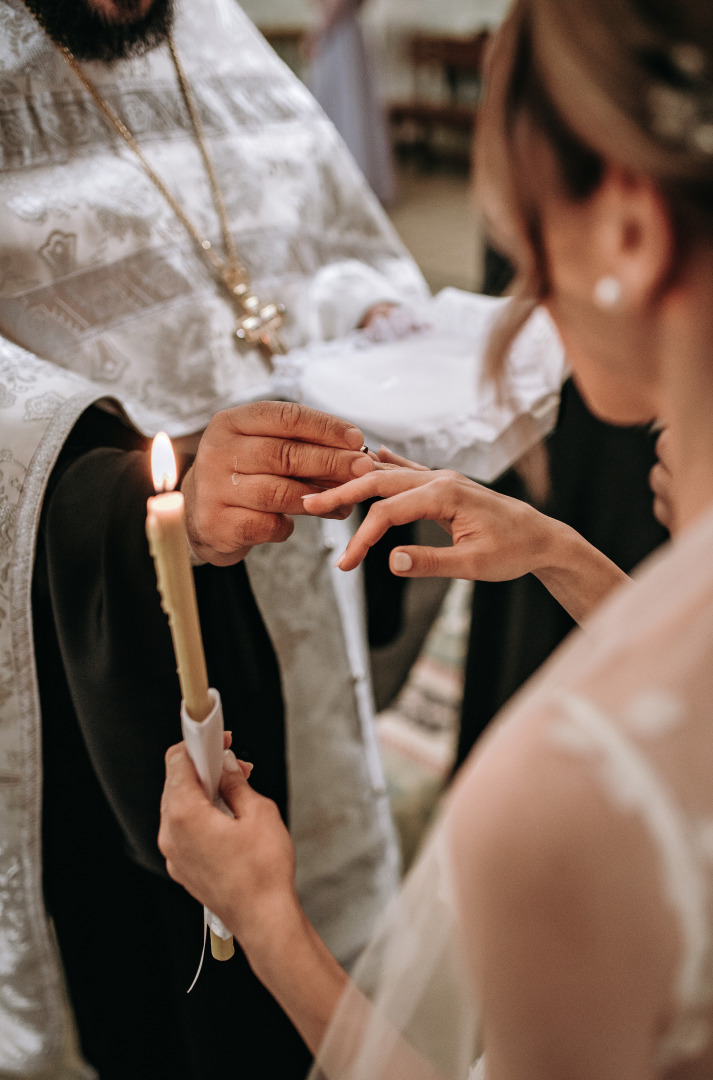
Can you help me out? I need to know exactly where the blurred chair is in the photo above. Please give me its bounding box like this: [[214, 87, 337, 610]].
[[388, 30, 490, 168]]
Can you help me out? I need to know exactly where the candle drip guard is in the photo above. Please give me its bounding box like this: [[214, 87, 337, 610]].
[[181, 688, 236, 991]]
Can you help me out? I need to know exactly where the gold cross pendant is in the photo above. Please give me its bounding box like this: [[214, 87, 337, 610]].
[[223, 262, 286, 361], [234, 299, 287, 357]]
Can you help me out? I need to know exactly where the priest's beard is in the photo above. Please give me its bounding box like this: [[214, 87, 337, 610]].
[[23, 0, 174, 62]]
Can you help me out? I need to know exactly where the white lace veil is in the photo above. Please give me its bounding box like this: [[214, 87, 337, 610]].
[[307, 805, 482, 1080]]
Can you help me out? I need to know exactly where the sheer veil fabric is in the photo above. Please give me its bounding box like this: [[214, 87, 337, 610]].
[[310, 503, 713, 1079], [310, 824, 481, 1080]]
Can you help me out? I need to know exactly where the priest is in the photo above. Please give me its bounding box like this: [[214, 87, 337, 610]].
[[0, 1, 429, 1077]]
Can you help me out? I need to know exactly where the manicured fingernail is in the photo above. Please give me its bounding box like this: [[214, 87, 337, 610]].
[[239, 760, 254, 777], [301, 493, 317, 500], [334, 551, 346, 568], [231, 472, 241, 486], [392, 551, 413, 572], [223, 749, 240, 772]]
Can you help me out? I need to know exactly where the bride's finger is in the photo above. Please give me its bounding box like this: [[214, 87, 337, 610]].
[[388, 543, 476, 579], [376, 446, 430, 470], [334, 484, 453, 570], [301, 467, 434, 517]]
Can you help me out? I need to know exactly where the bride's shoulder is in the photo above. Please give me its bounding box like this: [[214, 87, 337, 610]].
[[440, 516, 713, 1072], [446, 699, 680, 1069], [448, 695, 649, 896]]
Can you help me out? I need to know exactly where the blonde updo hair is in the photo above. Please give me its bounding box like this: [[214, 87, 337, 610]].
[[480, 0, 713, 373]]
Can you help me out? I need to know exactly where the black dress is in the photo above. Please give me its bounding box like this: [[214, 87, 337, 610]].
[[456, 378, 669, 770], [34, 407, 312, 1080]]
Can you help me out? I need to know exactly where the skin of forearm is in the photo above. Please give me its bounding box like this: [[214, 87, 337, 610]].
[[239, 903, 447, 1078], [531, 517, 630, 624], [242, 903, 349, 1055]]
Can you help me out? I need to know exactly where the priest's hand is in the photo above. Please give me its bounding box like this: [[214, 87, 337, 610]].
[[181, 401, 376, 566], [303, 456, 629, 624]]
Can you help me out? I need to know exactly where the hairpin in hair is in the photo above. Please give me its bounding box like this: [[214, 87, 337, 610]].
[[647, 42, 713, 154]]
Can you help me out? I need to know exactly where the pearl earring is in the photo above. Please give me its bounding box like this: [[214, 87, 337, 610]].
[[593, 276, 622, 309]]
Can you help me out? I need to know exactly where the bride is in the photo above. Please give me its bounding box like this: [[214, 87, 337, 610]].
[[158, 0, 713, 1076]]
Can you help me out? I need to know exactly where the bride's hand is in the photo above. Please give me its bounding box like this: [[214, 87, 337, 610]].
[[159, 744, 301, 957], [159, 744, 351, 1054], [302, 461, 555, 582], [649, 427, 675, 534]]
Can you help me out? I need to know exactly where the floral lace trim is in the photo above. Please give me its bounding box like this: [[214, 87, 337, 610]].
[[550, 691, 713, 1069]]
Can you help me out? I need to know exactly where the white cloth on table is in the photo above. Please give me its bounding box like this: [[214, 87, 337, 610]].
[[278, 288, 568, 482]]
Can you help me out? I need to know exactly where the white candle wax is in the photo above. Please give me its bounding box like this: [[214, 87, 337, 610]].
[[146, 488, 212, 723]]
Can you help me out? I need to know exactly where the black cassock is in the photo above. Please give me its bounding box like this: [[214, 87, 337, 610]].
[[33, 407, 312, 1080]]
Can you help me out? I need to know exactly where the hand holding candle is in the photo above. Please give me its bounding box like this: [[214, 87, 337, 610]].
[[147, 432, 234, 962]]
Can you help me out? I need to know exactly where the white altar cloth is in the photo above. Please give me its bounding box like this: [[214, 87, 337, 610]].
[[274, 290, 567, 482]]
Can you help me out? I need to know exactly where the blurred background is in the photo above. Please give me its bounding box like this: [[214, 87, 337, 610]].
[[242, 0, 509, 294]]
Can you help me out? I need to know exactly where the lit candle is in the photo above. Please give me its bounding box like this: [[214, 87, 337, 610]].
[[147, 432, 234, 963], [146, 433, 212, 723]]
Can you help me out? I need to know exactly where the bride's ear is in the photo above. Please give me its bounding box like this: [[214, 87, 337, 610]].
[[590, 166, 675, 310]]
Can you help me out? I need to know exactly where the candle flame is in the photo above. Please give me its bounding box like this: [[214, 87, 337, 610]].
[[151, 432, 178, 493]]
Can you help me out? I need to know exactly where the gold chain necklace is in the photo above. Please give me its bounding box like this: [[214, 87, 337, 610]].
[[23, 5, 286, 359]]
